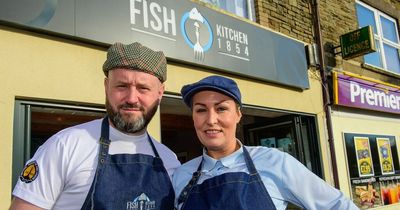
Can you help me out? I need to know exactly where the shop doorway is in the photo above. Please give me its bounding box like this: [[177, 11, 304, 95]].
[[160, 96, 322, 177]]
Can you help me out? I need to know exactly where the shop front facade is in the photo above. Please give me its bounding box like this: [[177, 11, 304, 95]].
[[319, 0, 400, 209], [331, 72, 400, 209], [2, 0, 398, 209]]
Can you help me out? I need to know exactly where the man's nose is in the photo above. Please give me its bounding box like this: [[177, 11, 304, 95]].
[[125, 87, 139, 104]]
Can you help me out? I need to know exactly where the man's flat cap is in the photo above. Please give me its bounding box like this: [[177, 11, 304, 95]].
[[103, 42, 167, 82]]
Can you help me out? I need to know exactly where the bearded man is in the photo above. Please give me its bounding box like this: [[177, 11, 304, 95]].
[[10, 42, 180, 210]]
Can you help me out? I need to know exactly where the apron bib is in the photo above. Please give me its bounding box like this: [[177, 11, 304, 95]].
[[178, 146, 276, 210], [81, 117, 174, 210]]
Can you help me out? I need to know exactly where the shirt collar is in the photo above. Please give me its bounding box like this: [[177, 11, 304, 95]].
[[201, 140, 244, 171]]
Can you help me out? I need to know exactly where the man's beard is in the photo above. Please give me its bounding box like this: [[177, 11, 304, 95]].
[[105, 98, 159, 134]]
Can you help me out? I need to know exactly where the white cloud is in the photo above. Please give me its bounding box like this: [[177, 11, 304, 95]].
[[189, 8, 204, 23]]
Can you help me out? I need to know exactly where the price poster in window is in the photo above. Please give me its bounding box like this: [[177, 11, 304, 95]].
[[355, 137, 374, 177], [377, 138, 395, 175]]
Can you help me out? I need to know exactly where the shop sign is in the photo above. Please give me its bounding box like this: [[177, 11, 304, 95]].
[[340, 26, 376, 59], [344, 133, 400, 209], [0, 0, 309, 89], [333, 72, 400, 114]]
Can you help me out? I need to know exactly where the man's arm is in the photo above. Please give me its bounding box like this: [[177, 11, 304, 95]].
[[9, 197, 44, 210]]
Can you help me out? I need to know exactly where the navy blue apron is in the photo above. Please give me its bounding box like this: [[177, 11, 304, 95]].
[[177, 146, 276, 210], [81, 117, 174, 210]]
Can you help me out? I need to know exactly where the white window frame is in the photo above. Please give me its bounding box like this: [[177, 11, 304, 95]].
[[200, 0, 255, 21], [356, 0, 400, 73]]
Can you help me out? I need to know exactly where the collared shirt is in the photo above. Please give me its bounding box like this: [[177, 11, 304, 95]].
[[172, 145, 359, 210]]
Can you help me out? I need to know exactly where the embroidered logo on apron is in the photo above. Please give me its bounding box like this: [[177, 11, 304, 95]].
[[20, 161, 39, 183], [127, 193, 156, 210]]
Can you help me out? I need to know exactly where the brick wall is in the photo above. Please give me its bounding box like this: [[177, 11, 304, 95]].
[[254, 0, 313, 44], [254, 0, 399, 49], [318, 0, 358, 47], [253, 0, 399, 84], [316, 0, 400, 84], [317, 0, 399, 62]]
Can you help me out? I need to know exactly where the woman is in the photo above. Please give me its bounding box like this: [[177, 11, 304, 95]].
[[172, 75, 359, 210]]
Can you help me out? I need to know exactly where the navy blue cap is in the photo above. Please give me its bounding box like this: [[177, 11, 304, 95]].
[[181, 75, 242, 108]]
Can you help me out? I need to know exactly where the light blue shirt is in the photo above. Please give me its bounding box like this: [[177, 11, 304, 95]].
[[172, 145, 359, 210]]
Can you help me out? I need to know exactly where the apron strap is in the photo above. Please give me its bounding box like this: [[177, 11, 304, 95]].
[[177, 158, 203, 207], [100, 117, 110, 142], [242, 146, 258, 175], [146, 132, 161, 158], [98, 117, 111, 165], [81, 117, 111, 210], [243, 146, 275, 209]]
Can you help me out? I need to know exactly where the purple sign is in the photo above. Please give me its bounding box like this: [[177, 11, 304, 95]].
[[334, 73, 400, 114]]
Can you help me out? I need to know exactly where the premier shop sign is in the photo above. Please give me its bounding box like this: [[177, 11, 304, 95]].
[[333, 72, 400, 114], [0, 0, 309, 89]]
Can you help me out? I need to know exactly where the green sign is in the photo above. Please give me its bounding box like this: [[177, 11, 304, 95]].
[[340, 26, 376, 59]]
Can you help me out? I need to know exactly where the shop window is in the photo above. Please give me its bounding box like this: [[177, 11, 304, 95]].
[[12, 100, 105, 188], [200, 0, 255, 20], [356, 1, 400, 74], [243, 114, 321, 177]]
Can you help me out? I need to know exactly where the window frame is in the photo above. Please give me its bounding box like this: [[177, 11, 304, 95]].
[[200, 0, 255, 21], [12, 100, 106, 189], [356, 0, 400, 74]]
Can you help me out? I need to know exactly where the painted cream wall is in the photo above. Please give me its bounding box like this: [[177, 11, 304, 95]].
[[0, 26, 161, 208], [332, 109, 400, 209]]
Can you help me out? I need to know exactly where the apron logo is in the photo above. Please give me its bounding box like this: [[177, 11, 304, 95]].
[[20, 161, 39, 183], [126, 193, 156, 210]]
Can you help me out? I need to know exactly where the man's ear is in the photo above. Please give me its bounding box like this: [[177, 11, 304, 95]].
[[104, 78, 109, 95], [158, 83, 165, 101]]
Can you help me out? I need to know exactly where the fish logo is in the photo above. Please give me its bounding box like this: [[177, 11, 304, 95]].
[[180, 8, 213, 61]]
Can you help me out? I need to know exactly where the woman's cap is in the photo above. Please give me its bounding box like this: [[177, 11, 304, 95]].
[[181, 75, 242, 108], [103, 42, 167, 82]]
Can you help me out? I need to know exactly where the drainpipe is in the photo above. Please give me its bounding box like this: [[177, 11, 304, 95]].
[[310, 0, 340, 189]]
